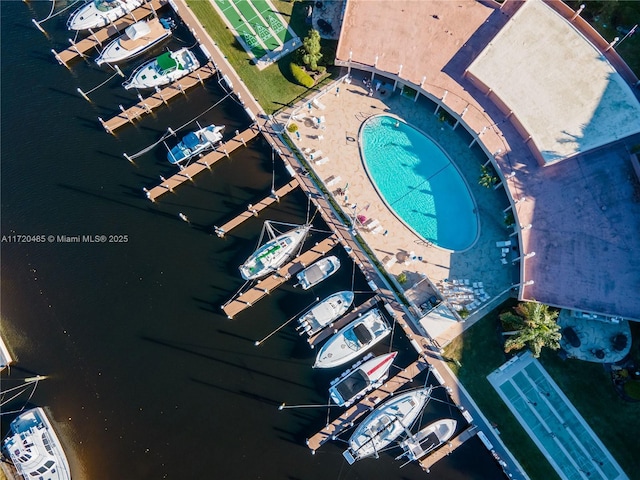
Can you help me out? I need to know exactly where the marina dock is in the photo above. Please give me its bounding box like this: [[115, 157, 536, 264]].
[[51, 0, 166, 66], [215, 179, 299, 237], [222, 235, 340, 319], [305, 358, 430, 452], [418, 425, 478, 472], [145, 126, 259, 201], [100, 63, 217, 134]]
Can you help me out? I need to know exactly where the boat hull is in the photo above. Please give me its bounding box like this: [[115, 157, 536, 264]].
[[68, 0, 144, 31], [344, 387, 432, 464], [313, 308, 390, 369], [329, 351, 398, 407], [297, 291, 354, 337], [240, 225, 310, 280], [96, 18, 173, 66], [2, 407, 71, 480], [123, 48, 200, 90], [168, 124, 224, 164], [296, 255, 340, 290]]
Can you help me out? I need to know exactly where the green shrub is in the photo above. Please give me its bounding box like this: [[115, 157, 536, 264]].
[[287, 123, 298, 133], [316, 65, 327, 74], [624, 380, 640, 400], [290, 63, 314, 88], [459, 307, 470, 319], [396, 272, 407, 284]]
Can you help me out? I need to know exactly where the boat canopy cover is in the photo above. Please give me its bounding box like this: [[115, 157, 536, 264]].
[[182, 132, 201, 150], [353, 324, 372, 345], [125, 21, 151, 40], [303, 264, 325, 285], [310, 302, 338, 324], [202, 129, 222, 144], [157, 52, 177, 72], [334, 370, 368, 402]]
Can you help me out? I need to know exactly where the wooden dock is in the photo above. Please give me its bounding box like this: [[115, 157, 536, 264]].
[[145, 126, 259, 201], [100, 63, 217, 134], [52, 0, 166, 66], [306, 358, 430, 451], [215, 179, 300, 237], [307, 296, 380, 348], [418, 425, 478, 472], [222, 235, 340, 319]]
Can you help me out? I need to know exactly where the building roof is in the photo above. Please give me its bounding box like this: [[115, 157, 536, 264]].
[[467, 0, 640, 164]]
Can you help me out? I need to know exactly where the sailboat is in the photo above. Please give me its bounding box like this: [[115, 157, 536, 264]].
[[343, 387, 432, 464], [329, 351, 398, 407], [239, 221, 311, 281]]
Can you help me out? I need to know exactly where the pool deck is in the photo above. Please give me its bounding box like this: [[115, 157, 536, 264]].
[[333, 0, 640, 321]]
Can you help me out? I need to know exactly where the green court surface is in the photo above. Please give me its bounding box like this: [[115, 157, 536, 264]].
[[488, 353, 628, 480], [214, 0, 294, 61]]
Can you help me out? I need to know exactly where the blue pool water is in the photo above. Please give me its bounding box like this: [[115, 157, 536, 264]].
[[360, 115, 478, 251]]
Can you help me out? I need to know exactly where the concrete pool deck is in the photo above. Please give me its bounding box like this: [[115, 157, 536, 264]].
[[333, 0, 640, 321], [277, 74, 518, 346]]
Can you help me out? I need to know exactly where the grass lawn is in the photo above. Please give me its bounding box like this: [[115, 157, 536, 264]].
[[444, 300, 640, 480], [185, 0, 338, 114]]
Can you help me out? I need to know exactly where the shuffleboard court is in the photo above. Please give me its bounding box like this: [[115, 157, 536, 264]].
[[488, 352, 629, 480]]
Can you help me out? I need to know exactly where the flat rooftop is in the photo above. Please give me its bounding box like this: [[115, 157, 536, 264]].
[[467, 0, 640, 164], [335, 0, 640, 320]]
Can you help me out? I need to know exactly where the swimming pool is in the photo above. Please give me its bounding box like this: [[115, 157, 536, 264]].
[[360, 115, 478, 251]]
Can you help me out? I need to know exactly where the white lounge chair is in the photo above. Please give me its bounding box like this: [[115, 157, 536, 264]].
[[316, 157, 330, 165], [326, 175, 342, 187], [313, 98, 326, 110], [496, 240, 512, 248]]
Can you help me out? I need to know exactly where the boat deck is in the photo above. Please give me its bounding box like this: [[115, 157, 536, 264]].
[[100, 63, 217, 134], [215, 179, 300, 237], [145, 126, 258, 201], [120, 17, 167, 50], [222, 235, 340, 319], [52, 0, 165, 66], [418, 425, 478, 471], [306, 358, 430, 452]]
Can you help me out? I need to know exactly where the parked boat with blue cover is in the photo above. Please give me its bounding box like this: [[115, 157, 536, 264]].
[[343, 387, 432, 464], [2, 407, 71, 480], [95, 17, 174, 66], [296, 291, 354, 337], [313, 308, 391, 369], [295, 255, 340, 290], [167, 124, 224, 164], [68, 0, 144, 31], [123, 48, 200, 90], [240, 221, 311, 281], [329, 351, 398, 407]]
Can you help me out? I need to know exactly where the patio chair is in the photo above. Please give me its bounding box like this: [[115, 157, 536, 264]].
[[496, 240, 512, 248]]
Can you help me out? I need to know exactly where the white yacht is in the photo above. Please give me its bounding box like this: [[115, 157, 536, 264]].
[[95, 17, 174, 66], [397, 418, 457, 462], [313, 308, 390, 369], [240, 222, 311, 281], [343, 387, 432, 464], [68, 0, 144, 31], [167, 124, 224, 164], [329, 351, 398, 407], [123, 48, 200, 90], [296, 291, 354, 337], [295, 255, 340, 290], [2, 407, 71, 480]]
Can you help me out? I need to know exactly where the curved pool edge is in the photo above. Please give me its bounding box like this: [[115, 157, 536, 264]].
[[357, 113, 481, 253]]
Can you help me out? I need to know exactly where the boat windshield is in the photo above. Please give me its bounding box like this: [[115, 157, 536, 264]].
[[344, 324, 371, 350]]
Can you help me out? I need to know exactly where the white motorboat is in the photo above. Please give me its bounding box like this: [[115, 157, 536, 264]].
[[68, 0, 144, 31], [2, 407, 71, 480], [240, 222, 311, 281], [123, 48, 200, 90], [329, 351, 398, 407], [295, 255, 340, 290], [167, 124, 225, 164], [296, 291, 354, 337], [397, 418, 457, 462], [313, 308, 390, 369], [95, 17, 174, 66], [343, 387, 432, 464]]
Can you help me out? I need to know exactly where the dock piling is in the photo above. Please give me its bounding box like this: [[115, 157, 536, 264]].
[[77, 88, 91, 102], [51, 49, 67, 68], [32, 18, 46, 34], [123, 153, 134, 164], [98, 117, 112, 135]]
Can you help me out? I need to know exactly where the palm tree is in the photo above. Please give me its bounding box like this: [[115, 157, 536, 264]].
[[501, 301, 561, 358]]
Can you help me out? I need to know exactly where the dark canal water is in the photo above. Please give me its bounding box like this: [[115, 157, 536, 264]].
[[1, 2, 505, 478]]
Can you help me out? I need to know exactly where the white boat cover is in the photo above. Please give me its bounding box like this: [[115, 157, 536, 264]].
[[125, 21, 151, 40]]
